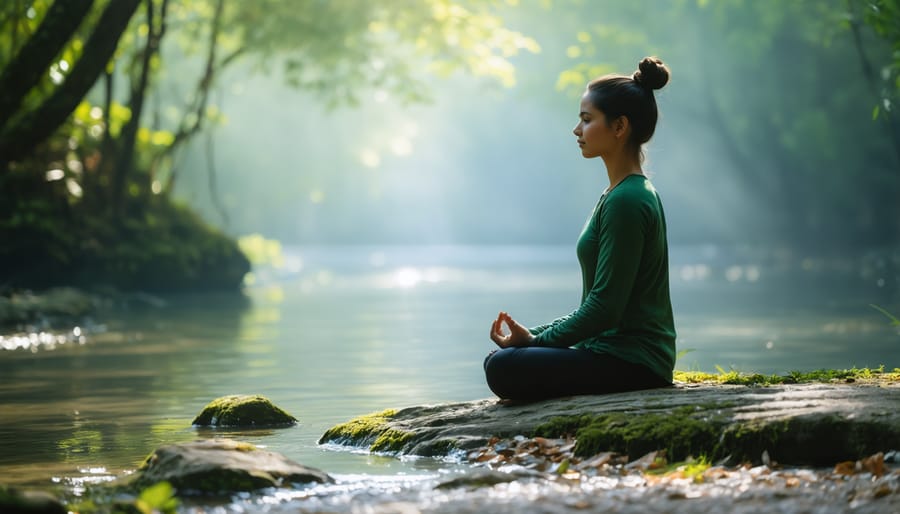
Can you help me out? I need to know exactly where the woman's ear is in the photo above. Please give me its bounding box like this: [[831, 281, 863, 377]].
[[614, 116, 630, 138]]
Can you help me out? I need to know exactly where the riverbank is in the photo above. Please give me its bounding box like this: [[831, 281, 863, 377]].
[[5, 377, 899, 513], [320, 376, 900, 466]]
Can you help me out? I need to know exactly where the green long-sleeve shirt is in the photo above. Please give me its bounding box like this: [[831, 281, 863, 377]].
[[530, 174, 676, 382]]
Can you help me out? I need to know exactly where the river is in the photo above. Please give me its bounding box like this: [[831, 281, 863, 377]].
[[0, 244, 897, 508]]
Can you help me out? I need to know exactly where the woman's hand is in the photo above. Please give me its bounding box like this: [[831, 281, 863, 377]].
[[489, 311, 536, 348]]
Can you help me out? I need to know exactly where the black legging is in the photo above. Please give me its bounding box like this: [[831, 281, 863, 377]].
[[483, 347, 671, 401]]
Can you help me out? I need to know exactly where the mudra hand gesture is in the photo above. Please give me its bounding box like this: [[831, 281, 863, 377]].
[[489, 311, 535, 348]]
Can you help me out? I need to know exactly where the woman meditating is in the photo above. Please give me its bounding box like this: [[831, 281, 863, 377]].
[[485, 56, 676, 401]]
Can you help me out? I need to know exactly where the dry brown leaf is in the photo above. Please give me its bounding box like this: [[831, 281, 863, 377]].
[[860, 452, 885, 477], [626, 450, 662, 471], [703, 467, 730, 480], [833, 460, 857, 476], [576, 452, 615, 470], [475, 452, 495, 463], [873, 483, 894, 499]]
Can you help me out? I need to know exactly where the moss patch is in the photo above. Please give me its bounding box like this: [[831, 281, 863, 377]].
[[534, 406, 728, 460], [674, 366, 900, 386], [319, 409, 414, 453], [191, 395, 296, 427], [719, 415, 896, 466], [533, 406, 898, 465]]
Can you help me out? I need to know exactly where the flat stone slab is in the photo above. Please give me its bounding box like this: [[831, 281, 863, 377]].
[[319, 383, 900, 466]]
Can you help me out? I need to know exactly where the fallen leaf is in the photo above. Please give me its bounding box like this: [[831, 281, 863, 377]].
[[833, 461, 857, 476], [860, 452, 885, 477]]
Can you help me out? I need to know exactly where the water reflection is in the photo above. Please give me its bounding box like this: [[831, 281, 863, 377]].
[[0, 329, 87, 351], [0, 245, 897, 488]]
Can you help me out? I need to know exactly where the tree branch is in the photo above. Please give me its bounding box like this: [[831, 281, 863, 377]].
[[161, 0, 225, 194], [846, 0, 900, 166], [0, 0, 141, 165], [111, 0, 169, 216], [0, 0, 95, 128]]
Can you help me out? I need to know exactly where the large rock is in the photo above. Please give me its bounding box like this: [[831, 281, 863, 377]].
[[0, 287, 96, 328], [319, 383, 900, 465], [130, 439, 332, 495], [192, 395, 297, 427], [0, 484, 66, 514]]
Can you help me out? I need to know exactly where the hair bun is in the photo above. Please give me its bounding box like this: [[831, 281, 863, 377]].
[[633, 56, 669, 91]]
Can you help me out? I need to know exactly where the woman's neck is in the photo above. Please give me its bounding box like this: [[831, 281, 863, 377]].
[[602, 153, 643, 192]]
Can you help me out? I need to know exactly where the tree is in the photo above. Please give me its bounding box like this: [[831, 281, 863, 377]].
[[0, 0, 538, 290], [0, 0, 142, 164], [558, 0, 899, 248]]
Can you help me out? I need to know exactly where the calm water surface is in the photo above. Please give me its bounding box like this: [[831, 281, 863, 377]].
[[0, 245, 897, 487]]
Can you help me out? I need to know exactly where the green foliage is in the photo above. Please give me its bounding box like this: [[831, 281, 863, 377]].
[[646, 456, 711, 483], [674, 366, 900, 385], [853, 0, 900, 101], [871, 303, 900, 327], [558, 0, 899, 247], [237, 233, 284, 268], [0, 169, 250, 291], [0, 0, 540, 290], [132, 482, 178, 514]]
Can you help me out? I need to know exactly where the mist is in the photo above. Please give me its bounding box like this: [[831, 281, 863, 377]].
[[168, 1, 898, 253]]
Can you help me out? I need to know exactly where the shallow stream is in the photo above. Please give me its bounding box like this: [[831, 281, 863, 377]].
[[1, 245, 897, 511]]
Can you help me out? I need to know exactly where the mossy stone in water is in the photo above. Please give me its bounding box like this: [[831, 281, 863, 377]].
[[318, 409, 415, 453], [0, 484, 66, 514], [192, 395, 297, 427], [132, 439, 332, 495]]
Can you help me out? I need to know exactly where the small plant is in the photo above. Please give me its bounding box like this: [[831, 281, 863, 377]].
[[132, 482, 179, 514], [871, 304, 900, 329]]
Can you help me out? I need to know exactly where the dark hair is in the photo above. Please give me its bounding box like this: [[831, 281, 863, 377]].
[[586, 56, 670, 162]]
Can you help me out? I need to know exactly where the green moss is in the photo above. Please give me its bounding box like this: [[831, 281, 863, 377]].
[[191, 395, 296, 427], [320, 409, 395, 440], [533, 403, 899, 466], [319, 409, 415, 453], [674, 366, 900, 385], [719, 415, 896, 466], [371, 428, 415, 452], [423, 438, 458, 456], [535, 406, 728, 460]]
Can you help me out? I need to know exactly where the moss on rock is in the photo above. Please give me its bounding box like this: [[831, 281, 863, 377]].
[[129, 439, 332, 495], [674, 367, 900, 386], [320, 381, 900, 466], [319, 409, 415, 453], [191, 395, 296, 427], [534, 407, 899, 465], [0, 484, 66, 514], [534, 406, 729, 460]]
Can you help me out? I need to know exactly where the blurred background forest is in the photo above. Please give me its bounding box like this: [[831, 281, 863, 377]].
[[0, 0, 898, 291], [1, 1, 899, 487]]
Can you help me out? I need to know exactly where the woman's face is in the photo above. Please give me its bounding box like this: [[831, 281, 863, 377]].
[[573, 92, 618, 159]]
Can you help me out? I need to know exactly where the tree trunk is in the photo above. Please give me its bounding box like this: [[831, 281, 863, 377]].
[[0, 0, 141, 166], [111, 0, 168, 217], [0, 0, 94, 127], [161, 0, 226, 195]]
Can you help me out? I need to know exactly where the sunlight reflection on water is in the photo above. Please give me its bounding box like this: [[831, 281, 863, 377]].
[[0, 244, 897, 490]]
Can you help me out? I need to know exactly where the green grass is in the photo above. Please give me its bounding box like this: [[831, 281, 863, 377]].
[[673, 366, 900, 386]]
